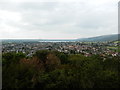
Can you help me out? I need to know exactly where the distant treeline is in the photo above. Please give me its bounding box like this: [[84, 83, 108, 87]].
[[2, 50, 120, 89]]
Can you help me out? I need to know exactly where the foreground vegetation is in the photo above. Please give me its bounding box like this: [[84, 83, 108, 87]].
[[2, 50, 120, 88]]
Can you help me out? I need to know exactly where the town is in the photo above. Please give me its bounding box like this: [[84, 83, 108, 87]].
[[2, 40, 119, 58]]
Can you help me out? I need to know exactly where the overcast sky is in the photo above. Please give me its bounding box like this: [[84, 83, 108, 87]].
[[0, 0, 119, 39]]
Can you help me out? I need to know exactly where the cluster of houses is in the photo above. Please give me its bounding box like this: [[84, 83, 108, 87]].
[[2, 41, 119, 57]]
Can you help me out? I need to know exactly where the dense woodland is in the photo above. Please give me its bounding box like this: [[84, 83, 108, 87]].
[[2, 50, 120, 88]]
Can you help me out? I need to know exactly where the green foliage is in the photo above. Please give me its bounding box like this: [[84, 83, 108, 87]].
[[2, 51, 120, 88], [3, 63, 36, 88], [34, 50, 50, 63], [56, 52, 69, 64], [2, 52, 26, 66]]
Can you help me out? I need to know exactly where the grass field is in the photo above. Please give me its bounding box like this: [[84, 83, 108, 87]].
[[107, 46, 120, 52]]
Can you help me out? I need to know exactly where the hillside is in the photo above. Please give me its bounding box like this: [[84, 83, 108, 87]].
[[77, 34, 120, 42]]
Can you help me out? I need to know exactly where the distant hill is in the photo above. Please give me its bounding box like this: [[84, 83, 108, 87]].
[[77, 34, 120, 42]]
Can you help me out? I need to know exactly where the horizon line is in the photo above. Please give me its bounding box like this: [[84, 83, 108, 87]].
[[0, 33, 119, 40]]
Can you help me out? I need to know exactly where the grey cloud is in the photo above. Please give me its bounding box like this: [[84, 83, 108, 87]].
[[0, 1, 118, 39]]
